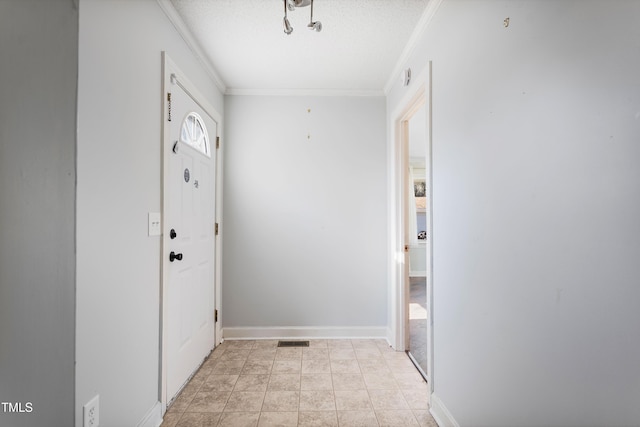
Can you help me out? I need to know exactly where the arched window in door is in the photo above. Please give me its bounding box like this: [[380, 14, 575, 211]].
[[180, 112, 210, 157]]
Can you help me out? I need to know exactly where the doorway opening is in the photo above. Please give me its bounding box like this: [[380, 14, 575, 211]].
[[406, 102, 428, 378], [391, 61, 433, 393]]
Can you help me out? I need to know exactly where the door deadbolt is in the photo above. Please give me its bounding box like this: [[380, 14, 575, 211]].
[[170, 229, 177, 239]]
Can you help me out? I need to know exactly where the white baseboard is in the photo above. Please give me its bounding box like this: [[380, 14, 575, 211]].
[[137, 401, 162, 427], [386, 327, 395, 349], [409, 270, 427, 277], [430, 393, 459, 427], [222, 326, 388, 340]]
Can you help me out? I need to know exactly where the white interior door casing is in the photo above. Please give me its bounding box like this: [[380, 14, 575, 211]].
[[390, 62, 434, 395], [162, 53, 220, 404]]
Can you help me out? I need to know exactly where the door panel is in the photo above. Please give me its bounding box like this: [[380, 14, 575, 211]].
[[166, 77, 217, 401]]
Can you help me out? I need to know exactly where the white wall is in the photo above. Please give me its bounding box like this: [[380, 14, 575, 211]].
[[223, 95, 387, 334], [76, 1, 223, 425], [388, 1, 640, 426], [0, 1, 77, 425]]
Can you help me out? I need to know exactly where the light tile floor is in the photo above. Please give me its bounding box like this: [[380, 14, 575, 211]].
[[160, 339, 438, 427]]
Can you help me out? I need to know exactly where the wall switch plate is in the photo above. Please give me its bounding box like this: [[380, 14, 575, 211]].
[[148, 212, 161, 236], [83, 395, 99, 427]]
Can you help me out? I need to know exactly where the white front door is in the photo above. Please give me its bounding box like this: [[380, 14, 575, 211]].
[[165, 69, 217, 401]]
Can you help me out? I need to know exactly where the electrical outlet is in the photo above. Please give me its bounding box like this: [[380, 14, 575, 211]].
[[83, 395, 99, 427]]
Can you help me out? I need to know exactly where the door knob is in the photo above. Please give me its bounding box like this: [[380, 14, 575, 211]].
[[169, 251, 183, 262], [170, 229, 177, 239]]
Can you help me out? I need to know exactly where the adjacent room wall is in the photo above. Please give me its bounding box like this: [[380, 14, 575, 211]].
[[76, 1, 223, 425], [0, 1, 77, 426], [388, 1, 640, 426], [223, 95, 387, 335]]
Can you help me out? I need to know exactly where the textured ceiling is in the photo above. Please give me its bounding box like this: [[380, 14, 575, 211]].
[[169, 0, 430, 94]]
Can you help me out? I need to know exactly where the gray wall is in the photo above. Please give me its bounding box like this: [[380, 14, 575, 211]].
[[388, 1, 640, 426], [223, 95, 388, 331], [0, 1, 78, 426], [76, 1, 223, 425]]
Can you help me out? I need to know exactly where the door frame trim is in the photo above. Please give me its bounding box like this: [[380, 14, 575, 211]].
[[388, 61, 434, 391], [160, 52, 224, 410]]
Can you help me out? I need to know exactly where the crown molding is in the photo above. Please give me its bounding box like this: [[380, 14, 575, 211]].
[[225, 87, 385, 97], [156, 0, 227, 93], [383, 0, 444, 95]]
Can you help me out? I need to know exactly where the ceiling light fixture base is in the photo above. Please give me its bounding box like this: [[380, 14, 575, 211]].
[[282, 0, 322, 34]]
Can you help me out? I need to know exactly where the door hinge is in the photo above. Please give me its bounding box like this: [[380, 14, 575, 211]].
[[215, 309, 218, 323], [216, 136, 220, 149], [167, 92, 172, 121], [215, 222, 219, 235]]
